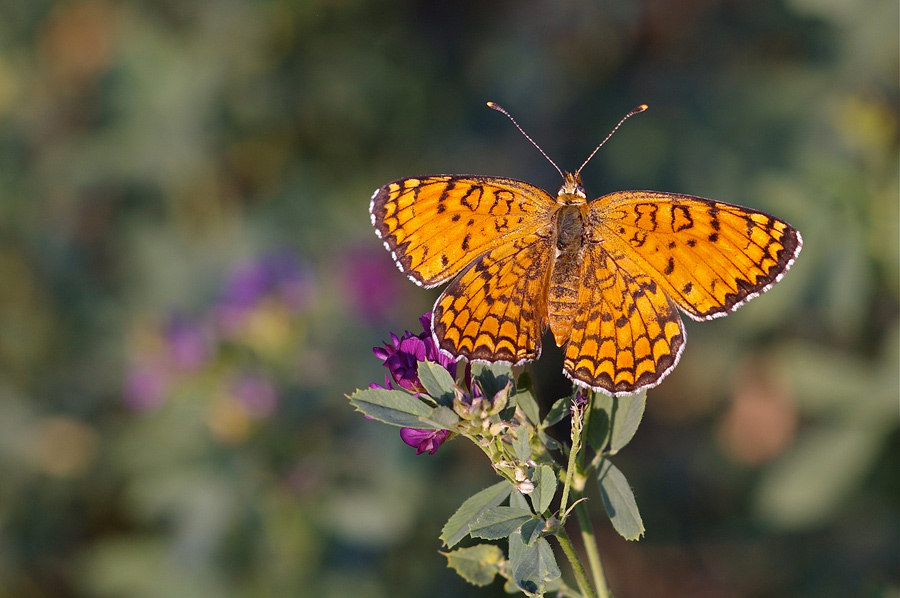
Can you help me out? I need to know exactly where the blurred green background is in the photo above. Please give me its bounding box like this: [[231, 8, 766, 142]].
[[0, 0, 896, 596]]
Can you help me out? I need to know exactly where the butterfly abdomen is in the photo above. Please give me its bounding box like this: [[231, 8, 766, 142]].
[[548, 205, 588, 346]]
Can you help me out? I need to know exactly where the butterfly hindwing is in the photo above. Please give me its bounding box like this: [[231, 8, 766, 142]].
[[433, 230, 554, 365], [562, 242, 685, 395], [370, 176, 557, 288]]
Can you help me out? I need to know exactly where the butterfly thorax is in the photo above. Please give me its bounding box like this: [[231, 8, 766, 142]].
[[548, 204, 589, 347]]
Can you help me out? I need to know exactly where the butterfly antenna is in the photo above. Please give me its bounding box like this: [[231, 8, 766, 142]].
[[487, 101, 565, 180], [574, 104, 648, 177]]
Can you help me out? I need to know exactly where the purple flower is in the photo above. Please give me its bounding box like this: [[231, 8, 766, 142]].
[[572, 389, 589, 412], [124, 364, 170, 411], [369, 374, 394, 390], [400, 427, 452, 455], [372, 313, 457, 392], [266, 250, 313, 311], [342, 247, 405, 323], [166, 316, 211, 372], [217, 250, 313, 336]]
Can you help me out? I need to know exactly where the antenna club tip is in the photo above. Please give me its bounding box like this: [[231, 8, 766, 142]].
[[638, 104, 649, 111]]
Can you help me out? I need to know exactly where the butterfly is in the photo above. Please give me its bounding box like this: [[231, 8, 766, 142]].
[[370, 103, 802, 396]]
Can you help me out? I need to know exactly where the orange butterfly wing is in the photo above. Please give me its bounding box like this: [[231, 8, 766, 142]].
[[432, 230, 554, 365], [562, 242, 686, 395], [589, 191, 802, 321], [559, 191, 801, 395], [370, 176, 556, 288]]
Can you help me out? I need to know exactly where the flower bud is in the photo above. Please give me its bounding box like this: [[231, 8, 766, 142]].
[[488, 421, 508, 436], [485, 380, 513, 416], [515, 479, 535, 494], [514, 466, 528, 482]]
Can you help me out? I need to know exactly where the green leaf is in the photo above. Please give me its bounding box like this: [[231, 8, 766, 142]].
[[587, 393, 613, 452], [510, 489, 530, 511], [516, 369, 534, 390], [508, 531, 561, 595], [542, 397, 569, 428], [470, 506, 533, 540], [597, 459, 644, 540], [609, 390, 646, 453], [444, 544, 504, 586], [440, 482, 512, 547], [538, 429, 562, 453], [528, 464, 557, 514], [519, 517, 544, 545], [472, 362, 514, 395], [503, 575, 563, 595], [516, 388, 541, 426], [515, 370, 539, 425], [513, 427, 531, 462], [419, 405, 459, 430], [348, 388, 435, 428], [417, 360, 456, 406]]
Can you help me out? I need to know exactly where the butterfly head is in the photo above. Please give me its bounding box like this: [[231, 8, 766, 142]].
[[558, 172, 586, 203]]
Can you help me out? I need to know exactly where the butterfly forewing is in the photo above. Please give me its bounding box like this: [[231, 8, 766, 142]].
[[562, 243, 685, 395], [433, 230, 554, 364], [370, 176, 557, 288], [591, 191, 802, 321]]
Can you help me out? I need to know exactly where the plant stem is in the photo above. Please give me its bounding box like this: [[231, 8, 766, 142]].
[[559, 396, 585, 516], [575, 498, 611, 598], [558, 432, 579, 517], [554, 526, 597, 598]]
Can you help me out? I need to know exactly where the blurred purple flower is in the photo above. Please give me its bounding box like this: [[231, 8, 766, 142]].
[[223, 260, 270, 310], [217, 249, 313, 335], [266, 250, 313, 311], [166, 316, 211, 371], [342, 247, 405, 323], [232, 374, 278, 417], [124, 364, 170, 411], [400, 427, 452, 455], [372, 313, 457, 392]]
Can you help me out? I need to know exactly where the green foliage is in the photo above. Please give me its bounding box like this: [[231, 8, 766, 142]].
[[608, 391, 646, 454], [528, 465, 557, 515], [507, 531, 562, 595], [416, 360, 457, 406], [518, 517, 545, 546], [597, 459, 645, 541], [419, 367, 650, 595], [515, 387, 541, 427], [422, 405, 460, 429], [444, 544, 505, 586], [471, 362, 515, 398], [348, 387, 437, 428], [513, 426, 532, 462], [469, 507, 535, 540], [441, 482, 512, 548], [586, 393, 613, 452], [542, 397, 570, 428]]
